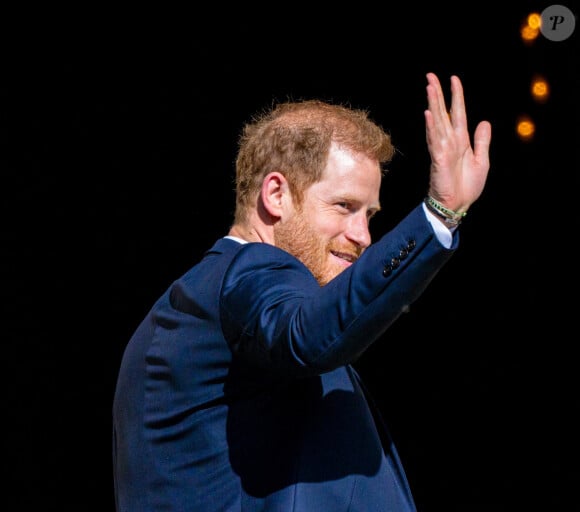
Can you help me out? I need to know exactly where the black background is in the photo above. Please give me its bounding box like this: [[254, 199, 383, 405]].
[[3, 3, 579, 511]]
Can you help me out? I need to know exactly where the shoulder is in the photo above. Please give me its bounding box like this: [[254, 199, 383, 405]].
[[228, 242, 311, 280]]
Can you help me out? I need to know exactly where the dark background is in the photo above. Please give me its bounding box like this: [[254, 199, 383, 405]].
[[4, 4, 579, 511]]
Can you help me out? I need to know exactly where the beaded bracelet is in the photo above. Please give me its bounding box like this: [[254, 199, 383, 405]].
[[424, 196, 467, 226]]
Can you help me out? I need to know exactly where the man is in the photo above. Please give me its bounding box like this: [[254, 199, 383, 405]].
[[113, 72, 491, 511]]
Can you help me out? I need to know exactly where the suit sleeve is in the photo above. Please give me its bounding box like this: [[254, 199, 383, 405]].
[[220, 204, 458, 376]]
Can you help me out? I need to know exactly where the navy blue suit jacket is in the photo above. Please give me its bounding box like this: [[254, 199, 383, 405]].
[[113, 204, 458, 511]]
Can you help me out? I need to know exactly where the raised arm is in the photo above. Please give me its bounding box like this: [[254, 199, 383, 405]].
[[424, 72, 492, 216]]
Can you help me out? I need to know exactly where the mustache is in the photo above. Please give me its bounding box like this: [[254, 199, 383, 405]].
[[328, 243, 363, 261]]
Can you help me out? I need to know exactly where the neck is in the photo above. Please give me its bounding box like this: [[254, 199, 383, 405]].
[[228, 223, 273, 244]]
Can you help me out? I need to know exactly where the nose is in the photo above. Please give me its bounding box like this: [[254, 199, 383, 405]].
[[346, 213, 372, 249]]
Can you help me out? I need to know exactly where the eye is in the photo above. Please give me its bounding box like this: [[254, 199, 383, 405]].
[[336, 202, 351, 211]]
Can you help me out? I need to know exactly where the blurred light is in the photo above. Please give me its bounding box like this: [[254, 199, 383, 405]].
[[521, 24, 540, 42], [521, 12, 542, 43], [528, 12, 542, 29], [516, 116, 536, 141], [531, 75, 550, 103]]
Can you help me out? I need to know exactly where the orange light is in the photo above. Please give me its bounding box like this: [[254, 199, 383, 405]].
[[521, 24, 540, 42], [521, 12, 542, 43], [531, 76, 550, 103], [527, 13, 542, 29], [516, 116, 535, 141]]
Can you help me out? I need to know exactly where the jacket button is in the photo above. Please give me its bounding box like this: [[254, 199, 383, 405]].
[[382, 265, 392, 277]]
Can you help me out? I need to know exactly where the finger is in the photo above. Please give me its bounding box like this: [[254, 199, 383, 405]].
[[426, 72, 448, 124], [473, 120, 492, 163], [449, 75, 467, 131], [424, 109, 435, 146]]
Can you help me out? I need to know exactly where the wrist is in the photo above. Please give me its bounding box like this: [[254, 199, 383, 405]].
[[423, 196, 467, 226]]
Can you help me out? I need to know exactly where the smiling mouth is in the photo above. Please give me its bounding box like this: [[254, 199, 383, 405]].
[[331, 250, 358, 263]]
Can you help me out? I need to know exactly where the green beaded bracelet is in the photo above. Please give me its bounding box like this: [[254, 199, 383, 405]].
[[424, 196, 467, 226]]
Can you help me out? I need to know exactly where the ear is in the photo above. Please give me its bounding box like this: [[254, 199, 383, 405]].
[[260, 172, 290, 218]]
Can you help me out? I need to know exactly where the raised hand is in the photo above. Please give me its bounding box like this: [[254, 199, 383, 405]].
[[424, 72, 492, 215]]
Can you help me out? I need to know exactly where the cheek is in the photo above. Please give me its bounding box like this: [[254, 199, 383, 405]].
[[312, 214, 347, 239]]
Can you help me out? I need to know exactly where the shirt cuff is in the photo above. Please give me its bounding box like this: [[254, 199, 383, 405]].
[[422, 202, 455, 248]]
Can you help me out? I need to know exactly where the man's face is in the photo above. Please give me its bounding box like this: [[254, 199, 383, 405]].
[[274, 143, 382, 285]]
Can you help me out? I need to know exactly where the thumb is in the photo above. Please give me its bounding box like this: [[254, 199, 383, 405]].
[[473, 120, 492, 164]]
